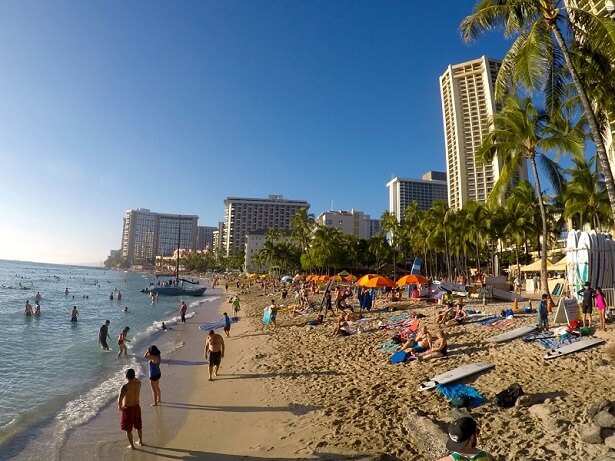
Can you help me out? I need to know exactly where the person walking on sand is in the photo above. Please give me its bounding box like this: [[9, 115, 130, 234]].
[[204, 330, 225, 381], [118, 368, 143, 449], [117, 327, 131, 357], [223, 312, 231, 338], [437, 416, 494, 461], [144, 345, 162, 406], [232, 296, 240, 319], [99, 320, 112, 351], [70, 305, 79, 322], [179, 300, 187, 323]]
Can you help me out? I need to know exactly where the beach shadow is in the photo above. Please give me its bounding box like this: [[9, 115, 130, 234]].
[[142, 445, 397, 460], [160, 402, 320, 416], [219, 370, 342, 380], [165, 359, 207, 366]]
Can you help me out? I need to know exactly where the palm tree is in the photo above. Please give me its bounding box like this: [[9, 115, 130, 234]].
[[478, 95, 583, 295], [380, 211, 401, 279], [503, 182, 539, 275], [291, 208, 315, 269], [461, 0, 615, 218], [422, 201, 451, 279], [563, 155, 613, 230]]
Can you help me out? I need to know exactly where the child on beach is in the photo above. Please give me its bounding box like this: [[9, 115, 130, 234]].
[[595, 288, 607, 331], [538, 294, 549, 332], [117, 327, 131, 357]]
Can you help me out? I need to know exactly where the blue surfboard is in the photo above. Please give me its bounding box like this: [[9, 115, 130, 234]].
[[263, 307, 272, 325]]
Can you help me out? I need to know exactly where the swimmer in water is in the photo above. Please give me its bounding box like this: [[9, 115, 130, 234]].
[[65, 288, 69, 295], [124, 306, 128, 313], [70, 305, 79, 322], [34, 302, 41, 316], [24, 300, 33, 316]]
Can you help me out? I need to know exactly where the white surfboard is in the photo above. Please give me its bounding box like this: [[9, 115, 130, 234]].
[[577, 232, 590, 296], [491, 287, 523, 302], [566, 230, 578, 296], [418, 361, 494, 391], [487, 325, 537, 343], [544, 337, 605, 360]]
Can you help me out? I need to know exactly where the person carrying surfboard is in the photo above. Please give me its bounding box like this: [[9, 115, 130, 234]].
[[437, 416, 494, 461]]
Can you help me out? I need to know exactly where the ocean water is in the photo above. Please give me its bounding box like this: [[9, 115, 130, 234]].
[[0, 259, 219, 457]]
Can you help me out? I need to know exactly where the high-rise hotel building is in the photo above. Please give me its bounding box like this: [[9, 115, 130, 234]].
[[387, 171, 448, 220], [222, 195, 310, 256], [440, 56, 527, 210], [121, 209, 198, 265]]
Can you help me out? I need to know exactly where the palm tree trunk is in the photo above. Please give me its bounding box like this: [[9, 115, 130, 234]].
[[551, 25, 615, 218], [530, 157, 551, 297]]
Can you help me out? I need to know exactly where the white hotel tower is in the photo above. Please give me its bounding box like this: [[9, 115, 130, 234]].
[[439, 56, 527, 210]]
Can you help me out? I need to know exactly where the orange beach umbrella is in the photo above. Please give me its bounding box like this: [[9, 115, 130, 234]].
[[363, 275, 396, 288], [344, 274, 357, 282], [355, 274, 378, 287], [396, 274, 428, 286]]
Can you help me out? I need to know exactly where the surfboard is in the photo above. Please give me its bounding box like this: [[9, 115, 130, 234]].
[[566, 230, 578, 297], [263, 307, 272, 325], [418, 361, 494, 391], [544, 337, 605, 360], [577, 232, 591, 295], [491, 287, 523, 302], [487, 325, 537, 343]]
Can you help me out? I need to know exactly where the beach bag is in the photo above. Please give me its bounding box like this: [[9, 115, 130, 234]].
[[450, 395, 472, 409], [495, 383, 523, 408], [391, 334, 403, 344]]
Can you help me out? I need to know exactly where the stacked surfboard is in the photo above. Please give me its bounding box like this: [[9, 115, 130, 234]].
[[567, 230, 615, 297]]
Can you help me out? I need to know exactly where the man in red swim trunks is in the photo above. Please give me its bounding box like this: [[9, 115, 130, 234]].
[[118, 368, 143, 449]]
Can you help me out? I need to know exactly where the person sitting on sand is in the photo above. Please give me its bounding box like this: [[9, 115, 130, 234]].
[[344, 311, 362, 322], [436, 305, 454, 324], [437, 416, 494, 461], [402, 325, 431, 353], [414, 330, 447, 360], [331, 314, 353, 337], [445, 302, 467, 326]]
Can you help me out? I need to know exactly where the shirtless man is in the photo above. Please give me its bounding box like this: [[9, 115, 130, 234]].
[[70, 305, 79, 322], [34, 292, 42, 304], [179, 300, 187, 323], [117, 368, 143, 449], [204, 330, 225, 381], [24, 300, 33, 316]]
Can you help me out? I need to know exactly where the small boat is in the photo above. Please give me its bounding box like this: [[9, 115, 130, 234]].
[[144, 216, 206, 297], [149, 285, 206, 297]]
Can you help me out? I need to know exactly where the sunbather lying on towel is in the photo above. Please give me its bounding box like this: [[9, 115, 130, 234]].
[[413, 330, 448, 360], [402, 325, 431, 353]]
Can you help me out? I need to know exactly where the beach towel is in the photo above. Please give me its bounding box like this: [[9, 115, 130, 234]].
[[378, 341, 399, 353], [479, 317, 502, 326], [436, 383, 486, 408], [537, 334, 581, 350], [482, 318, 515, 328], [390, 351, 411, 364]]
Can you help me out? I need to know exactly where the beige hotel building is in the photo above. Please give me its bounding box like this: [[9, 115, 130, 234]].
[[440, 56, 527, 210], [222, 195, 310, 256]]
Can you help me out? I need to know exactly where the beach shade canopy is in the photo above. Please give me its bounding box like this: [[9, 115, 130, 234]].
[[396, 274, 428, 286], [317, 275, 330, 282], [329, 274, 343, 282], [551, 256, 567, 272], [281, 275, 293, 283], [344, 274, 357, 282], [355, 274, 379, 286], [337, 270, 351, 277], [363, 275, 396, 288], [293, 274, 305, 282], [520, 259, 553, 272]]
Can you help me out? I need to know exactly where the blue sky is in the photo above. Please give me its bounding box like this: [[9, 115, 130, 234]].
[[0, 1, 511, 265]]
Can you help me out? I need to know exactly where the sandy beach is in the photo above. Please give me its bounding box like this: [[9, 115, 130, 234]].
[[30, 281, 615, 461]]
